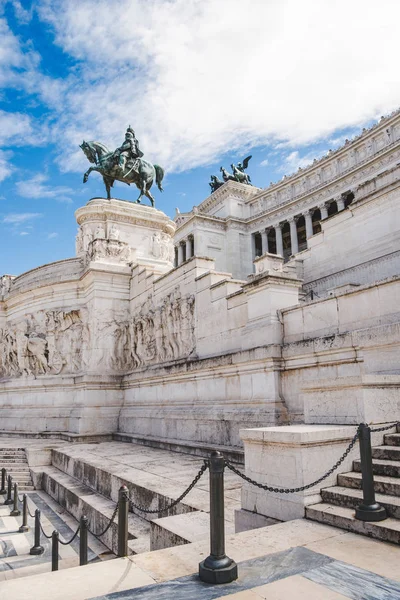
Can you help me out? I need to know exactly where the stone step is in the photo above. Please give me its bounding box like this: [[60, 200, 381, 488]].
[[306, 503, 400, 544], [321, 485, 400, 518], [50, 449, 203, 521], [384, 433, 400, 447], [0, 461, 30, 467], [337, 471, 400, 496], [35, 465, 150, 556], [353, 458, 400, 478], [372, 445, 400, 461]]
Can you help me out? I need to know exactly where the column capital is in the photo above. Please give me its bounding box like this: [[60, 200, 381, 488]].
[[287, 216, 298, 224], [318, 203, 327, 210], [272, 222, 282, 230]]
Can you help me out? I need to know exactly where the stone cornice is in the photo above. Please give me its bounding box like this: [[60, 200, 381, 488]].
[[249, 107, 400, 202], [197, 180, 260, 215], [75, 198, 176, 236]]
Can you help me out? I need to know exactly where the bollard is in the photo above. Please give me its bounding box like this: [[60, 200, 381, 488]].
[[19, 494, 29, 532], [4, 475, 13, 505], [199, 452, 238, 584], [117, 485, 129, 557], [10, 482, 21, 516], [80, 515, 88, 566], [0, 468, 6, 495], [52, 531, 59, 572], [355, 423, 387, 521], [30, 509, 44, 555]]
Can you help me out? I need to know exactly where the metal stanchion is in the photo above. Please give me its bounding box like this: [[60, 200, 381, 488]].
[[199, 452, 237, 584], [30, 509, 44, 555], [118, 486, 129, 557], [52, 531, 59, 572], [355, 423, 387, 521], [0, 468, 6, 495], [80, 515, 88, 566], [4, 475, 13, 505], [19, 494, 29, 532], [10, 482, 21, 516]]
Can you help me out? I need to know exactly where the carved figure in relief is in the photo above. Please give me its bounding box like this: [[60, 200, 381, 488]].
[[76, 227, 84, 254], [82, 226, 93, 250], [112, 288, 196, 372], [109, 225, 120, 240], [94, 224, 106, 239]]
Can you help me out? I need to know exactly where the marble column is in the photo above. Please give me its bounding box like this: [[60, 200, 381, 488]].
[[185, 238, 192, 260], [336, 196, 345, 211], [177, 243, 184, 265], [274, 224, 284, 257], [261, 229, 269, 255], [304, 210, 313, 239], [288, 217, 299, 255], [319, 203, 328, 220]]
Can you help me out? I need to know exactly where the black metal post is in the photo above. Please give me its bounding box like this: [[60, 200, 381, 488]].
[[0, 468, 6, 495], [4, 475, 13, 505], [19, 494, 29, 532], [10, 482, 21, 516], [52, 531, 59, 572], [199, 451, 238, 584], [80, 515, 88, 566], [355, 423, 387, 521], [30, 509, 44, 555], [117, 486, 129, 557]]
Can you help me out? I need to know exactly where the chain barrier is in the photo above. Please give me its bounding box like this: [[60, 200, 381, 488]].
[[87, 504, 118, 539], [226, 428, 361, 494], [369, 421, 400, 433], [27, 504, 36, 518], [39, 518, 53, 540], [129, 462, 208, 515], [58, 525, 81, 546]]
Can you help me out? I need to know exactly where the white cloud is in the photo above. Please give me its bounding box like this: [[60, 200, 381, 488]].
[[47, 232, 58, 239], [2, 212, 42, 224], [260, 159, 269, 167], [34, 0, 400, 174], [9, 1, 33, 25], [0, 150, 13, 181], [15, 174, 73, 202], [279, 149, 329, 174], [19, 231, 29, 235]]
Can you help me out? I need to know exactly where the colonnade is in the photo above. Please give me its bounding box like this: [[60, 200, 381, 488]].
[[175, 235, 194, 266], [253, 194, 352, 260]]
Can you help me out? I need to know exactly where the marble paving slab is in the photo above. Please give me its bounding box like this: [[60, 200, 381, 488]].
[[91, 546, 400, 600]]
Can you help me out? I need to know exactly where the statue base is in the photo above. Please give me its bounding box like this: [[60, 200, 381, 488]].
[[75, 198, 176, 275]]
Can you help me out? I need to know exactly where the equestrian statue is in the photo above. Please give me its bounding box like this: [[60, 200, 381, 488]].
[[80, 126, 164, 207]]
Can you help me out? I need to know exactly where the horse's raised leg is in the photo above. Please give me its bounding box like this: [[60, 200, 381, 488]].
[[83, 167, 94, 183]]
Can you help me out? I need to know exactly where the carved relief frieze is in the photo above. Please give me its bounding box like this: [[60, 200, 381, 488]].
[[111, 289, 195, 372], [0, 308, 90, 379]]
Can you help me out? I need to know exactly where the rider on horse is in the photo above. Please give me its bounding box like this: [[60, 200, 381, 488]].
[[113, 126, 144, 173]]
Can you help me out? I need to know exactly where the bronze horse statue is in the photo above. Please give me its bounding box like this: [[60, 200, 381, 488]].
[[80, 140, 164, 206]]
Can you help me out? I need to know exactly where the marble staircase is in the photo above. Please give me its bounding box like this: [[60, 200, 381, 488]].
[[0, 447, 34, 491], [31, 465, 151, 556], [306, 424, 400, 544]]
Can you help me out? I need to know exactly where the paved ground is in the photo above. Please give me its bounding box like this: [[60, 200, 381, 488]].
[[1, 518, 399, 599], [0, 490, 111, 581]]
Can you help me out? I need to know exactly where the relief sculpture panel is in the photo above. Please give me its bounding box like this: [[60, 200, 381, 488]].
[[0, 309, 90, 379], [112, 289, 195, 371]]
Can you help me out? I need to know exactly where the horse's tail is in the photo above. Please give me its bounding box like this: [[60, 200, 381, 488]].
[[154, 164, 164, 192]]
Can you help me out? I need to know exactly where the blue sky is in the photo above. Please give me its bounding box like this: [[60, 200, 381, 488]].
[[1, 0, 399, 276]]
